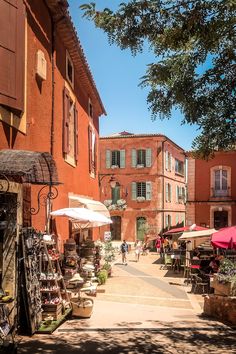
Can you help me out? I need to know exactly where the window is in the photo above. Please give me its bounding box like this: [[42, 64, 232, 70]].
[[131, 182, 152, 200], [132, 149, 152, 168], [165, 151, 172, 171], [106, 150, 125, 168], [165, 183, 172, 202], [0, 0, 25, 113], [176, 185, 185, 203], [88, 98, 93, 119], [88, 125, 97, 176], [63, 87, 78, 164], [66, 51, 74, 88], [215, 169, 227, 196], [175, 159, 184, 175]]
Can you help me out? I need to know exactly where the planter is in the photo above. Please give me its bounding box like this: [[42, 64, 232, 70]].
[[211, 276, 236, 296], [71, 297, 94, 318], [204, 295, 236, 325]]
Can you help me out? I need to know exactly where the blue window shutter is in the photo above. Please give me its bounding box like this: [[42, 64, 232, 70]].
[[120, 149, 126, 168], [146, 181, 152, 200], [106, 150, 111, 168], [146, 148, 152, 167], [132, 149, 137, 167], [131, 182, 137, 200]]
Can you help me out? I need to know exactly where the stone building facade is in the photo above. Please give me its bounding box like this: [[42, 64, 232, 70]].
[[99, 132, 186, 242], [186, 151, 236, 229]]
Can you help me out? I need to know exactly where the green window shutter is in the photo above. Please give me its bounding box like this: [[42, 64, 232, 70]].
[[176, 214, 179, 225], [106, 150, 111, 169], [120, 149, 126, 168], [170, 184, 172, 202], [165, 215, 168, 228], [176, 185, 178, 202], [131, 182, 137, 200], [132, 149, 137, 167], [146, 148, 152, 167], [146, 181, 152, 200]]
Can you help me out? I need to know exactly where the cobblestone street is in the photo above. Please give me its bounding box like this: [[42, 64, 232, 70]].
[[18, 252, 235, 353]]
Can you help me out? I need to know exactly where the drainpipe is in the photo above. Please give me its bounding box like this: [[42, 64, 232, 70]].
[[50, 19, 55, 156], [161, 139, 168, 234]]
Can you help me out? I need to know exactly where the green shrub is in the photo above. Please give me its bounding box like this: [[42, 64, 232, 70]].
[[97, 269, 108, 285]]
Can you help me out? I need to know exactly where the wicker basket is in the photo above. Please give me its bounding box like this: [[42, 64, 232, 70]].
[[71, 297, 94, 318]]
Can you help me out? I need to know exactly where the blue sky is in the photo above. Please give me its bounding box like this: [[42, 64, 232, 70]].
[[68, 0, 200, 150]]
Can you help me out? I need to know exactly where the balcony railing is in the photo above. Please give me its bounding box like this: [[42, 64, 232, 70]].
[[211, 187, 231, 198]]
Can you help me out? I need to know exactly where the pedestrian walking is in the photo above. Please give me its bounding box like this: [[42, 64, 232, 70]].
[[135, 241, 142, 262], [120, 240, 128, 264], [155, 235, 161, 254]]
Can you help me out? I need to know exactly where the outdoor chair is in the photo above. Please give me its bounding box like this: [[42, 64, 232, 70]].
[[191, 274, 209, 294]]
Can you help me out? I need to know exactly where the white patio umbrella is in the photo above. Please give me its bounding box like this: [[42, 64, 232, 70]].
[[50, 207, 112, 228]]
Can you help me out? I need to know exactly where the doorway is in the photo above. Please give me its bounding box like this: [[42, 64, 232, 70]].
[[111, 216, 121, 241], [136, 217, 147, 241], [214, 211, 228, 229]]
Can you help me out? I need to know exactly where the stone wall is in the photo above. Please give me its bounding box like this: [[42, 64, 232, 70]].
[[203, 294, 236, 325]]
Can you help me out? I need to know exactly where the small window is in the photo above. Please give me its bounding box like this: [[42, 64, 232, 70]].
[[175, 159, 184, 175], [88, 98, 93, 119], [66, 52, 74, 87]]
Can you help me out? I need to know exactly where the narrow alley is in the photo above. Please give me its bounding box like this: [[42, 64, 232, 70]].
[[18, 252, 235, 354]]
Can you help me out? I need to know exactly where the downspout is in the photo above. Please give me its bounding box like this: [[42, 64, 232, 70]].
[[50, 19, 55, 156], [161, 139, 168, 234]]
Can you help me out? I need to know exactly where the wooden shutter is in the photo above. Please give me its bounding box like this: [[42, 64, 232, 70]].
[[165, 151, 168, 170], [0, 0, 25, 112], [88, 125, 92, 173], [131, 182, 137, 200], [120, 150, 125, 168], [131, 149, 137, 167], [170, 184, 172, 202], [74, 106, 78, 163], [146, 181, 152, 200], [63, 87, 70, 154], [105, 150, 111, 169], [22, 183, 31, 227], [94, 135, 97, 176], [146, 148, 152, 167]]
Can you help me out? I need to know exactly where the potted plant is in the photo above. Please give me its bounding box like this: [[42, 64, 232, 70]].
[[102, 240, 116, 277], [97, 269, 108, 285], [212, 258, 236, 296]]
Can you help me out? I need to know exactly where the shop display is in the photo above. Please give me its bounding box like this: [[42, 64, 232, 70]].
[[39, 236, 71, 321]]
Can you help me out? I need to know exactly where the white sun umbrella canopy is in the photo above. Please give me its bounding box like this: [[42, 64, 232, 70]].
[[50, 207, 112, 228]]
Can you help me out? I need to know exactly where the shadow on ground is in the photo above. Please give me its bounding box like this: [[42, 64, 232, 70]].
[[17, 318, 236, 354]]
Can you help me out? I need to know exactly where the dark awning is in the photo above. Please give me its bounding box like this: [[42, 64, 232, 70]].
[[0, 149, 60, 185]]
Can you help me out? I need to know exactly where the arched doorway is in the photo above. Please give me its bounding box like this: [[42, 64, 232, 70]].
[[214, 211, 228, 229], [136, 217, 147, 241], [111, 216, 121, 241]]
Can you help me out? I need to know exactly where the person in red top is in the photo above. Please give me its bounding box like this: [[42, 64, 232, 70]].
[[155, 236, 161, 254]]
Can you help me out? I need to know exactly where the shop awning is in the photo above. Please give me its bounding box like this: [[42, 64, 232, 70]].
[[0, 149, 60, 185], [69, 195, 110, 217], [178, 229, 216, 240]]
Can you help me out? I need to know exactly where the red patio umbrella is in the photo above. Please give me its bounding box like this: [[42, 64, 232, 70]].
[[211, 226, 236, 249], [163, 224, 208, 235]]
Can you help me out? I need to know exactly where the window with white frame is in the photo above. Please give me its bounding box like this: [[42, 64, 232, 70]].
[[131, 181, 152, 200], [215, 169, 227, 196], [105, 149, 125, 168], [132, 148, 152, 168], [175, 159, 184, 175], [165, 183, 172, 202], [165, 151, 172, 171], [66, 51, 74, 88], [176, 185, 185, 203]]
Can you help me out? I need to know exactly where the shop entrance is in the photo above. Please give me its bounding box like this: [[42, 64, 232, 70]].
[[110, 216, 121, 241], [136, 217, 147, 241], [214, 210, 228, 229]]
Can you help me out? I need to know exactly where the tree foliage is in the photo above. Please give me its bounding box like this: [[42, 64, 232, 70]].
[[80, 0, 236, 157]]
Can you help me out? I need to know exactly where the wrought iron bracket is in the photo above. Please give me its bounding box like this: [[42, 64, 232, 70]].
[[30, 185, 58, 215]]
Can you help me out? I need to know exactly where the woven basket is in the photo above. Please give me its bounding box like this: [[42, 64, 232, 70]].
[[71, 297, 94, 318]]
